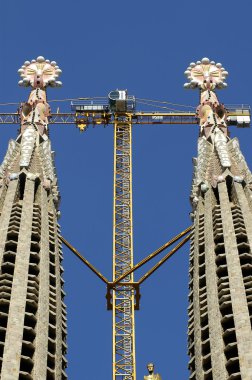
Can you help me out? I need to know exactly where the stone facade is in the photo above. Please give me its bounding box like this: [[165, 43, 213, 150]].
[[188, 178, 252, 380], [0, 148, 67, 380]]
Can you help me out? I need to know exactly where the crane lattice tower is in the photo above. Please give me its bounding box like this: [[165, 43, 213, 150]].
[[0, 57, 67, 379], [186, 58, 252, 379]]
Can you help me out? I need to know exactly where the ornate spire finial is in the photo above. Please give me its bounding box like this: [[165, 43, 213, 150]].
[[18, 56, 62, 88], [184, 57, 228, 90]]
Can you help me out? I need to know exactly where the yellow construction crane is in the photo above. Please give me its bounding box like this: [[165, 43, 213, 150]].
[[0, 92, 250, 380]]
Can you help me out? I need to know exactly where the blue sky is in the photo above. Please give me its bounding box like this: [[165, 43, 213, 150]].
[[1, 0, 252, 379]]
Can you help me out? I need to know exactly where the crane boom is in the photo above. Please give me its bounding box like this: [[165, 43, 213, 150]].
[[0, 106, 250, 128]]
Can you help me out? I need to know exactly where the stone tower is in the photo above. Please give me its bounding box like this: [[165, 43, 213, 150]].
[[0, 57, 67, 379], [185, 58, 252, 380]]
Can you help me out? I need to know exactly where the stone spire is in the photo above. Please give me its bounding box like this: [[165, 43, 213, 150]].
[[0, 57, 67, 379], [186, 58, 252, 380]]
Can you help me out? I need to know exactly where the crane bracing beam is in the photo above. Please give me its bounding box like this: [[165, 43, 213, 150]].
[[60, 223, 191, 379], [60, 224, 191, 379], [113, 225, 192, 285], [59, 235, 109, 284], [60, 225, 192, 287]]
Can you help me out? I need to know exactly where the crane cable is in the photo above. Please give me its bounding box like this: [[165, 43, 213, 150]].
[[0, 102, 21, 106], [50, 97, 196, 111], [0, 97, 107, 107], [135, 97, 195, 109], [0, 97, 195, 111], [49, 97, 107, 103], [136, 100, 190, 112]]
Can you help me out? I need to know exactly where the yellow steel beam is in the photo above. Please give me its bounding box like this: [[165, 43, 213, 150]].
[[113, 114, 136, 380], [60, 225, 192, 287], [59, 235, 109, 284], [138, 233, 191, 285], [0, 110, 249, 124], [112, 225, 192, 285], [133, 111, 250, 117]]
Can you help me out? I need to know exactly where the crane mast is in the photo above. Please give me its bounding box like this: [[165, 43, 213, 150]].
[[113, 114, 136, 379]]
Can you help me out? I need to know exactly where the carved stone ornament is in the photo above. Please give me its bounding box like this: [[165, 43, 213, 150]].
[[18, 56, 62, 88], [184, 57, 228, 90]]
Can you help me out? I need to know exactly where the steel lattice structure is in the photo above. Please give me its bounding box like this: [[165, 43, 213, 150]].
[[0, 108, 250, 126], [113, 116, 136, 379]]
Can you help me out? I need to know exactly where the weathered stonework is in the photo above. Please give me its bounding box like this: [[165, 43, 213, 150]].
[[0, 57, 67, 380], [187, 58, 252, 380]]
